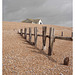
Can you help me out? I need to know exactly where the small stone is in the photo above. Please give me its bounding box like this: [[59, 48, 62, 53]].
[[60, 73, 63, 75], [42, 46, 46, 50]]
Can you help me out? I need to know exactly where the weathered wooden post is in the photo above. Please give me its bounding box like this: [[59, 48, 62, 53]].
[[20, 29, 23, 36], [34, 27, 37, 46], [29, 27, 32, 42], [61, 32, 63, 36], [71, 32, 73, 40], [42, 26, 47, 50], [22, 29, 24, 37], [64, 57, 69, 65], [71, 32, 73, 37], [48, 27, 54, 56], [24, 28, 27, 40]]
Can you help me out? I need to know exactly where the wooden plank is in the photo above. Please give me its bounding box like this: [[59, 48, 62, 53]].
[[24, 28, 27, 39], [20, 29, 23, 36], [61, 32, 63, 36], [29, 28, 32, 42], [20, 33, 49, 37], [55, 36, 73, 41], [48, 27, 54, 56], [42, 26, 47, 50], [20, 32, 73, 41]]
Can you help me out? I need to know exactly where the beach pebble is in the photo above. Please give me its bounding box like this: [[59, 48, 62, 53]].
[[60, 73, 63, 75]]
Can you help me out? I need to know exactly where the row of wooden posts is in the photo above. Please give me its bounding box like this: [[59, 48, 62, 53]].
[[18, 26, 73, 56]]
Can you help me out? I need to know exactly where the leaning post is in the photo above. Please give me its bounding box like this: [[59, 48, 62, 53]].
[[71, 32, 73, 40], [71, 32, 73, 37], [24, 28, 27, 40], [61, 32, 63, 36], [48, 27, 55, 56], [42, 26, 47, 50], [34, 27, 37, 46], [29, 27, 32, 42], [20, 29, 23, 36]]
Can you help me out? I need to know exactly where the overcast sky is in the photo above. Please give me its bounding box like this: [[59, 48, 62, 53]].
[[3, 0, 73, 27]]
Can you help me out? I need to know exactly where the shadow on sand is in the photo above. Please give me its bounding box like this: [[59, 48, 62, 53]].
[[23, 40, 57, 63], [18, 33, 57, 64]]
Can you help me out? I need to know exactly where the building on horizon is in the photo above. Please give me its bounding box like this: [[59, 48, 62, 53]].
[[22, 19, 43, 24]]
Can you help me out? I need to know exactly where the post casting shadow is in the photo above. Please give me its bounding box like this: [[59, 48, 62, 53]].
[[19, 34, 57, 63]]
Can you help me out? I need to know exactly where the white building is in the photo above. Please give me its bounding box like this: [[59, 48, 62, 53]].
[[22, 19, 43, 24]]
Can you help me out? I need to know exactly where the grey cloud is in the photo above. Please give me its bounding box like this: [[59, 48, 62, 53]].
[[3, 0, 72, 27], [3, 0, 47, 12]]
